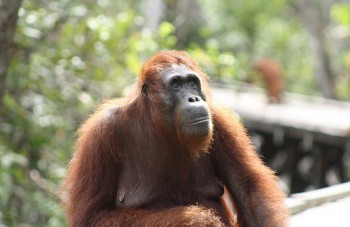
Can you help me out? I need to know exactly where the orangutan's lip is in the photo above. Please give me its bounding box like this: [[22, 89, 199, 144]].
[[190, 118, 210, 125]]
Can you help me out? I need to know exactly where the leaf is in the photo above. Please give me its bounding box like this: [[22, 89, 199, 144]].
[[158, 21, 175, 38]]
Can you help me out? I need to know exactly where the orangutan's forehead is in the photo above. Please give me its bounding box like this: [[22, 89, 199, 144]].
[[160, 64, 195, 77]]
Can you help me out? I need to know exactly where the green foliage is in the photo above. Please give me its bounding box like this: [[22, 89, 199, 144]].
[[331, 2, 350, 25], [1, 0, 178, 226], [200, 0, 317, 94], [330, 3, 350, 100], [189, 42, 239, 82]]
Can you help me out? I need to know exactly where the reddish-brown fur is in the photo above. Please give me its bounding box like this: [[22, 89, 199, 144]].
[[252, 59, 284, 104], [62, 51, 289, 226]]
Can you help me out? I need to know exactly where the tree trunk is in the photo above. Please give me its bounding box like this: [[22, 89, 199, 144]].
[[141, 0, 166, 31], [0, 0, 23, 115], [295, 0, 338, 99], [166, 0, 205, 48]]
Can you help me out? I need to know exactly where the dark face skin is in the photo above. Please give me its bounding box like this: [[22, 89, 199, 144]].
[[161, 64, 212, 137]]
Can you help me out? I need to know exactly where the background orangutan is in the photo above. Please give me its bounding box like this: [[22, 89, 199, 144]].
[[252, 58, 284, 104], [62, 50, 289, 226]]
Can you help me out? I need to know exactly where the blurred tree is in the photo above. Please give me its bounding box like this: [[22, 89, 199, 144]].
[[329, 2, 350, 99], [141, 0, 166, 31], [0, 0, 23, 116], [199, 0, 317, 94], [295, 0, 338, 99], [165, 0, 206, 48], [140, 0, 206, 48], [1, 0, 178, 225]]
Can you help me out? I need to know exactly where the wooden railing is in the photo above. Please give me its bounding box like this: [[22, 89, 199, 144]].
[[212, 82, 350, 193], [287, 181, 350, 214]]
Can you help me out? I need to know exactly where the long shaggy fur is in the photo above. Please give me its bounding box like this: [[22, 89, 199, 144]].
[[62, 50, 289, 227]]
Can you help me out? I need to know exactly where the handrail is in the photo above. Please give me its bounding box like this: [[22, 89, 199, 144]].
[[287, 182, 350, 215]]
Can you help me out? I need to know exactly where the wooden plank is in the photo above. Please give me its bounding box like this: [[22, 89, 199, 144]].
[[211, 83, 350, 138], [290, 197, 350, 226], [286, 182, 350, 215]]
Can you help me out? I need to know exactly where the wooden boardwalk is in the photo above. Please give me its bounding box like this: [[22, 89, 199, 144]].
[[211, 83, 350, 138], [288, 182, 350, 226], [211, 83, 350, 193], [290, 196, 350, 226], [211, 83, 350, 224]]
